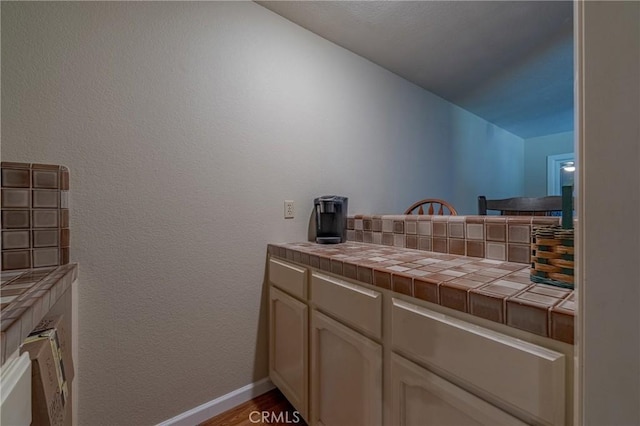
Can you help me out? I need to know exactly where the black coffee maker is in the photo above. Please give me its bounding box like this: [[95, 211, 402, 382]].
[[314, 195, 348, 244]]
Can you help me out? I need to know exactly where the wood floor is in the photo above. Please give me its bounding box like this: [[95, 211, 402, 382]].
[[199, 389, 307, 426]]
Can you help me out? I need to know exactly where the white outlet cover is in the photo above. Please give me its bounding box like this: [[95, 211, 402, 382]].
[[284, 200, 294, 219]]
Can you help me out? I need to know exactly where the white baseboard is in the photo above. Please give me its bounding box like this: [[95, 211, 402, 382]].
[[157, 378, 275, 426]]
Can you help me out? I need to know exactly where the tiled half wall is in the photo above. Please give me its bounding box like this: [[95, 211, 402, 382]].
[[347, 215, 560, 264], [1, 162, 70, 270]]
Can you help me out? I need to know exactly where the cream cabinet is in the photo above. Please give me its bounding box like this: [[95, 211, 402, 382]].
[[310, 310, 382, 426], [269, 258, 307, 299], [391, 353, 527, 426], [310, 272, 382, 339], [268, 260, 383, 426], [269, 286, 309, 420], [268, 257, 309, 421], [267, 256, 571, 426], [391, 298, 566, 426]]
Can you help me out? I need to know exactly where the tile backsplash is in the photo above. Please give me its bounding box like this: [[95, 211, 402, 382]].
[[347, 214, 560, 264], [1, 162, 70, 270]]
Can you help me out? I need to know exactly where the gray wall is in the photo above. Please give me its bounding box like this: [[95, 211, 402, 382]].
[[1, 2, 523, 423], [523, 131, 574, 197]]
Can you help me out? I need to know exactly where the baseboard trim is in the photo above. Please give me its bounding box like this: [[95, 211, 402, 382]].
[[157, 377, 275, 426]]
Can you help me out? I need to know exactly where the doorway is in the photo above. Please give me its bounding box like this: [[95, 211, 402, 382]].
[[547, 153, 575, 196]]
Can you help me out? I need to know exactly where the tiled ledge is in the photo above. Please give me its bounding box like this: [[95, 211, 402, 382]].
[[1, 162, 71, 270], [346, 214, 561, 264], [267, 242, 574, 345], [0, 263, 78, 365]]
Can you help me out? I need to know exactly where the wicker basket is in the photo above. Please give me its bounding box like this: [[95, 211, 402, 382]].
[[530, 225, 574, 289]]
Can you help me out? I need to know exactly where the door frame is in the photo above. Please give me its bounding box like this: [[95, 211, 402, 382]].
[[575, 1, 640, 425], [547, 153, 575, 196]]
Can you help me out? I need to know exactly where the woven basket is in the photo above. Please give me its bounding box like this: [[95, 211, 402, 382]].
[[530, 225, 574, 289]]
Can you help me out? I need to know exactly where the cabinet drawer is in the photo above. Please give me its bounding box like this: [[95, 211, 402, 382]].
[[392, 298, 565, 426], [269, 258, 307, 300], [311, 272, 381, 340]]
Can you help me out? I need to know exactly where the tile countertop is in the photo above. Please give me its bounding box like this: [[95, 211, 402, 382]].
[[0, 263, 78, 365], [268, 242, 575, 345]]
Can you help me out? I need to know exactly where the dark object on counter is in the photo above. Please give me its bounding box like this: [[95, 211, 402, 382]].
[[561, 185, 574, 229], [478, 195, 563, 216], [405, 198, 458, 215], [314, 195, 348, 244]]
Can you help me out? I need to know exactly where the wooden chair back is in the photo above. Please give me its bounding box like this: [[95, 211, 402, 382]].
[[478, 195, 562, 216], [404, 198, 458, 215]]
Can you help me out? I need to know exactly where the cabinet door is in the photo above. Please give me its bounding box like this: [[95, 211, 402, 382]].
[[391, 354, 527, 426], [310, 310, 382, 426], [269, 286, 308, 420]]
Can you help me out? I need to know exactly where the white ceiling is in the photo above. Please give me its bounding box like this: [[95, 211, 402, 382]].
[[256, 1, 574, 139]]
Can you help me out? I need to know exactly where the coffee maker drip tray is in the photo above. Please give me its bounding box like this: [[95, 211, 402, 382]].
[[316, 236, 342, 244]]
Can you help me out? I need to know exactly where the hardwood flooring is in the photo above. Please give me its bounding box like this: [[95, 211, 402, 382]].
[[199, 389, 306, 426]]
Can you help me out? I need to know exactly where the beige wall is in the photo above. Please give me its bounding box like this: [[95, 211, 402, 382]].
[[577, 1, 640, 424], [1, 2, 522, 423]]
